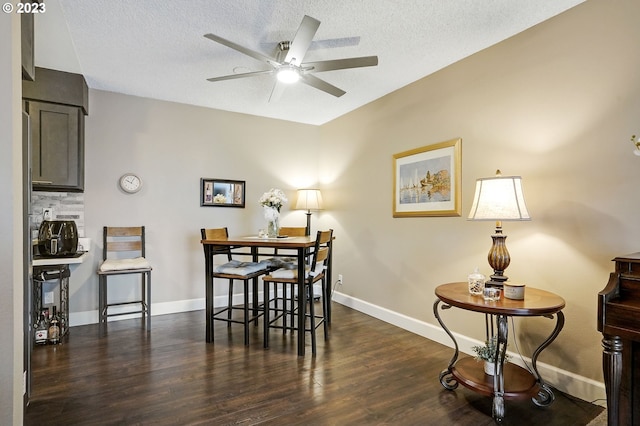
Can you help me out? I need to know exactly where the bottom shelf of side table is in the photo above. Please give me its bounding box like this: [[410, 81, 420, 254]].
[[451, 357, 539, 400]]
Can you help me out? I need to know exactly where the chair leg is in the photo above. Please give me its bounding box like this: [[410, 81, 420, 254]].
[[321, 277, 328, 339], [227, 279, 233, 326], [243, 280, 250, 346], [263, 279, 270, 348], [308, 285, 317, 355], [146, 271, 151, 332], [279, 283, 286, 334], [288, 284, 295, 333], [98, 275, 106, 337]]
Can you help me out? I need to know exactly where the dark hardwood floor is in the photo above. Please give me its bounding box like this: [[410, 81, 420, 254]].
[[26, 303, 603, 425]]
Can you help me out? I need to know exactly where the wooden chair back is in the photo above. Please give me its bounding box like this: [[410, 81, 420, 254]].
[[103, 226, 145, 260], [200, 227, 233, 260], [279, 226, 307, 237], [309, 229, 333, 273]]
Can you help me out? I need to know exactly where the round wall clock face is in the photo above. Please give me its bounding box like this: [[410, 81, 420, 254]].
[[119, 173, 142, 194]]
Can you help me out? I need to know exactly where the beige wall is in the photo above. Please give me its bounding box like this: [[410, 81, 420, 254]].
[[68, 90, 322, 316], [321, 0, 640, 388]]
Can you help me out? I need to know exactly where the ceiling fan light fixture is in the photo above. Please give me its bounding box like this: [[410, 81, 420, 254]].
[[277, 66, 300, 84]]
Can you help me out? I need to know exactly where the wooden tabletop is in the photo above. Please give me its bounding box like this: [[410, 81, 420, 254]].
[[435, 282, 565, 316], [201, 235, 316, 249]]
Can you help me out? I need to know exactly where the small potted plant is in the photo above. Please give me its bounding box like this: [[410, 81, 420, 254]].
[[471, 336, 511, 375]]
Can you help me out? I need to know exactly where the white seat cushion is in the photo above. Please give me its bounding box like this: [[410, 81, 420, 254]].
[[261, 257, 297, 268], [270, 262, 325, 279], [99, 257, 151, 272]]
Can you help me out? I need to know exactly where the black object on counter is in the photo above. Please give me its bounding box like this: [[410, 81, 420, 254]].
[[37, 220, 78, 256]]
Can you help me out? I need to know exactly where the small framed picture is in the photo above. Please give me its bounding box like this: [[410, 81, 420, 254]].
[[393, 138, 462, 217], [201, 178, 245, 208]]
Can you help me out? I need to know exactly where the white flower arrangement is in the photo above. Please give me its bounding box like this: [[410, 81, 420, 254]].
[[259, 188, 288, 212], [213, 193, 226, 204]]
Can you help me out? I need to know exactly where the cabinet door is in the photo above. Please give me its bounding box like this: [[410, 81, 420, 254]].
[[28, 101, 84, 192]]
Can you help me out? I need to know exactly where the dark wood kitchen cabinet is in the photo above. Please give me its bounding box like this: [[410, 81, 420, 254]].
[[26, 100, 84, 191], [23, 67, 88, 192]]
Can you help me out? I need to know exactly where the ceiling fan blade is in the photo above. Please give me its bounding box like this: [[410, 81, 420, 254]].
[[268, 80, 286, 103], [284, 15, 320, 66], [302, 56, 378, 73], [299, 74, 346, 97], [309, 36, 361, 50], [204, 33, 279, 66], [207, 69, 274, 82], [260, 36, 360, 53]]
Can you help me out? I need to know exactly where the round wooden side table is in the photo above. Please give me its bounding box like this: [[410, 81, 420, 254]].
[[433, 282, 565, 422]]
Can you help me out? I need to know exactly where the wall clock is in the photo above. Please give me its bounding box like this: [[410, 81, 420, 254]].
[[119, 173, 142, 194]]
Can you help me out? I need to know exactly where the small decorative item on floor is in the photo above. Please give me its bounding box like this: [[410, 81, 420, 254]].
[[471, 336, 510, 376], [260, 188, 288, 238]]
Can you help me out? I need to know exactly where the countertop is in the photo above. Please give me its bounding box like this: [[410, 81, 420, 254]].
[[33, 252, 88, 267]]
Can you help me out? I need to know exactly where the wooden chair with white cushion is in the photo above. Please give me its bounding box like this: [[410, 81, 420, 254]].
[[201, 227, 270, 346], [97, 226, 152, 336], [263, 226, 307, 333], [262, 229, 333, 355]]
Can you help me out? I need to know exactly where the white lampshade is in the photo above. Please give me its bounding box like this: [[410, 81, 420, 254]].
[[468, 173, 530, 221], [295, 189, 324, 211]]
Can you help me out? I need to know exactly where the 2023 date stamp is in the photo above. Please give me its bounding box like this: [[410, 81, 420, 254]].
[[3, 2, 46, 14]]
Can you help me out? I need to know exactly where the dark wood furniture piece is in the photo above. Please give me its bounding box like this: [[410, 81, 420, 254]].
[[23, 67, 88, 192], [598, 252, 640, 426], [97, 226, 152, 336], [434, 282, 565, 422], [201, 234, 332, 356], [21, 11, 36, 81]]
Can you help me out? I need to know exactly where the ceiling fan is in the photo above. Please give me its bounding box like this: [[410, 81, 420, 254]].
[[204, 15, 378, 101]]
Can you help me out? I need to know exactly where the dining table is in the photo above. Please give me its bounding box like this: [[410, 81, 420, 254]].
[[200, 234, 333, 356]]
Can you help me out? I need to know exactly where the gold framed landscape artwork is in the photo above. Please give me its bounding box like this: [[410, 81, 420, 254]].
[[393, 138, 461, 217]]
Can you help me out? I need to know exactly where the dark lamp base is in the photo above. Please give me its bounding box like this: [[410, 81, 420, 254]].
[[486, 275, 508, 288]]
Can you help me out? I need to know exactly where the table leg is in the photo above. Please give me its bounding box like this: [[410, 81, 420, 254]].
[[433, 300, 459, 390], [530, 311, 565, 407], [204, 245, 214, 343], [297, 247, 306, 356], [491, 314, 509, 422]]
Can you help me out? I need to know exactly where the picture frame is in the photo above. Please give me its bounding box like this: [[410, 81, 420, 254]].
[[393, 138, 461, 217], [200, 178, 245, 208]]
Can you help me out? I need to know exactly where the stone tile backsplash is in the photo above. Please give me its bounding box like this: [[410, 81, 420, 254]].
[[31, 191, 85, 239]]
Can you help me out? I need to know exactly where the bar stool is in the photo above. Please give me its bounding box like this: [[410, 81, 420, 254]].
[[97, 226, 152, 336], [262, 229, 333, 355], [201, 227, 270, 345]]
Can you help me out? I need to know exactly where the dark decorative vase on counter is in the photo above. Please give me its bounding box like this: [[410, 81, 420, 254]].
[[37, 220, 78, 256]]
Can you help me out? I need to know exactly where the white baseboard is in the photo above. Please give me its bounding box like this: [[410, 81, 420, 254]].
[[331, 290, 607, 407], [69, 293, 252, 327]]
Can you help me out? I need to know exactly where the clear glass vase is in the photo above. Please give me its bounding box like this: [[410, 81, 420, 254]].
[[267, 216, 279, 238]]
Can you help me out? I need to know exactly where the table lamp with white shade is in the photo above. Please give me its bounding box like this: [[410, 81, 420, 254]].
[[468, 170, 531, 287], [295, 189, 324, 236]]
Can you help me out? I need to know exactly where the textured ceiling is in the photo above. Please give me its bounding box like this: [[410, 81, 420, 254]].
[[40, 0, 585, 125]]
